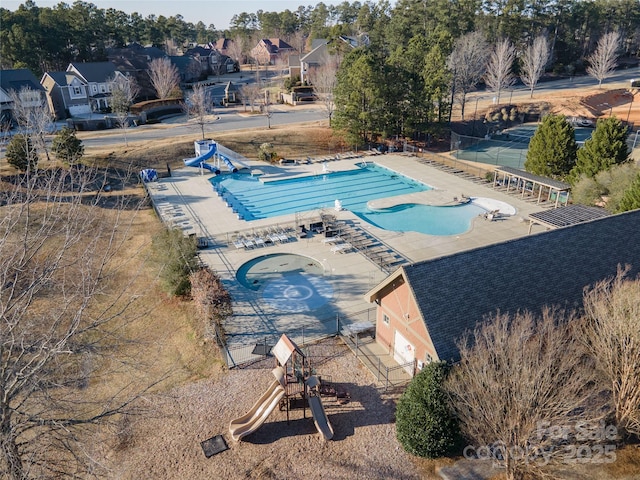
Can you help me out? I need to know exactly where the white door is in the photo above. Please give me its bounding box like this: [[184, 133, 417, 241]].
[[393, 330, 415, 374]]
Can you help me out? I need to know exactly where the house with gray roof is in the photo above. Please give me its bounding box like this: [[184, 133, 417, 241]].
[[41, 62, 125, 119], [365, 209, 640, 370], [0, 69, 47, 126], [300, 40, 329, 84]]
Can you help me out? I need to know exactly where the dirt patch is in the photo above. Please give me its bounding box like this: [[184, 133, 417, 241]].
[[521, 86, 639, 124], [103, 339, 441, 480]]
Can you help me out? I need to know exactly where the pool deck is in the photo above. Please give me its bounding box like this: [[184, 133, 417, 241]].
[[145, 153, 550, 353]]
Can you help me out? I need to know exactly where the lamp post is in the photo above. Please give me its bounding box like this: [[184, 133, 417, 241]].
[[626, 92, 634, 124], [472, 96, 482, 137]]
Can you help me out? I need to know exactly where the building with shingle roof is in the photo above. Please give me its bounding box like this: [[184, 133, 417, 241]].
[[365, 209, 640, 368], [0, 69, 46, 125], [251, 38, 296, 65]]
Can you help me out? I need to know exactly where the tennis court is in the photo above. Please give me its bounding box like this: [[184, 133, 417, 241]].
[[453, 124, 595, 169]]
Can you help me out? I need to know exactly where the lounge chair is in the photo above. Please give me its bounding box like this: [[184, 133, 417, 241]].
[[331, 243, 352, 254], [322, 236, 341, 244]]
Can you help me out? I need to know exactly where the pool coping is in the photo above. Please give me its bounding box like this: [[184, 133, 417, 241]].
[[367, 190, 471, 209]]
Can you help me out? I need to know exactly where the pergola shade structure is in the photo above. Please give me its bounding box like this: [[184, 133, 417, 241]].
[[493, 166, 571, 207], [527, 204, 610, 233]]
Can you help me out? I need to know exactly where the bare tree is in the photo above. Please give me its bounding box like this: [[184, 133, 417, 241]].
[[586, 31, 622, 88], [484, 38, 517, 105], [307, 53, 341, 126], [239, 83, 262, 113], [290, 30, 308, 54], [446, 31, 490, 120], [109, 74, 140, 146], [581, 265, 640, 438], [520, 35, 550, 98], [227, 36, 246, 66], [0, 166, 165, 479], [274, 56, 289, 90], [186, 83, 213, 140], [446, 309, 606, 480], [9, 86, 54, 162], [148, 57, 181, 99]]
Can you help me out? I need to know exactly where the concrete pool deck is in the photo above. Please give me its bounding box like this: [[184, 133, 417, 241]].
[[145, 153, 550, 351]]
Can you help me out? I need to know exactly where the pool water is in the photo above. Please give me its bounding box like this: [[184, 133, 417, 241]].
[[236, 254, 332, 311], [212, 164, 486, 236], [362, 203, 486, 236]]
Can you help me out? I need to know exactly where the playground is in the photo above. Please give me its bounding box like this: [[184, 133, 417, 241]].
[[106, 337, 429, 479], [226, 334, 336, 447]]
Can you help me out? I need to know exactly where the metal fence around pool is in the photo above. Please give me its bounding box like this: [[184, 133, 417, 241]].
[[218, 308, 378, 369], [341, 333, 414, 391]]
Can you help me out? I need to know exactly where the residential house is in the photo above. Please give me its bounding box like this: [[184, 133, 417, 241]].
[[214, 38, 233, 56], [251, 38, 296, 65], [300, 40, 329, 84], [0, 69, 47, 126], [184, 45, 238, 77], [169, 56, 201, 84], [288, 54, 301, 80], [184, 45, 214, 77], [338, 34, 370, 48], [299, 37, 360, 83], [107, 44, 166, 101], [41, 62, 125, 119], [365, 208, 640, 371]]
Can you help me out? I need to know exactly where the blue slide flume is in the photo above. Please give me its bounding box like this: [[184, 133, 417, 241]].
[[184, 142, 220, 173]]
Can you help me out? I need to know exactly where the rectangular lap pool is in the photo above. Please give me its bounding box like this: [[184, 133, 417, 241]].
[[210, 164, 429, 220], [210, 163, 490, 236]]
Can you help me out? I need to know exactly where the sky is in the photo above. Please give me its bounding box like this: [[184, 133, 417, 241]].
[[1, 0, 319, 30]]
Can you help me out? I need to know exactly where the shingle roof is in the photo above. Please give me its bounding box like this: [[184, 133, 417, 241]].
[[268, 38, 294, 50], [68, 62, 117, 83], [215, 38, 232, 50], [301, 43, 329, 64], [400, 209, 640, 362], [0, 69, 44, 93], [43, 71, 68, 86]]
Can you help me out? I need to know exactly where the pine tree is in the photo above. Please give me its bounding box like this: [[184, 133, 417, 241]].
[[52, 127, 84, 165], [524, 114, 577, 181], [571, 117, 629, 182], [6, 134, 38, 172], [395, 362, 461, 458]]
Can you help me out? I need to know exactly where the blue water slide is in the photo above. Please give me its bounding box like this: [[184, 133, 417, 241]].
[[184, 143, 220, 173], [219, 153, 238, 173]]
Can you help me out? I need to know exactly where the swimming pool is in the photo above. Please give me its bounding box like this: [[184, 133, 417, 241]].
[[211, 164, 487, 235], [362, 203, 486, 236], [236, 253, 333, 311]]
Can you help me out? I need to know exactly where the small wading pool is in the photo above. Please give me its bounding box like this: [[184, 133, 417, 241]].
[[236, 254, 333, 313]]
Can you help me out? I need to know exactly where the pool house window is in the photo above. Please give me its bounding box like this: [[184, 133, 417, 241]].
[[382, 314, 390, 326]]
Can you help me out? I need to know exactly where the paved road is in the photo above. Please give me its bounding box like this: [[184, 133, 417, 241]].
[[466, 67, 640, 105], [75, 106, 326, 149]]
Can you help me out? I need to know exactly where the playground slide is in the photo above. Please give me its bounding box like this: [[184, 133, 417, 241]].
[[184, 143, 219, 172], [228, 367, 285, 442], [308, 394, 334, 441]]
